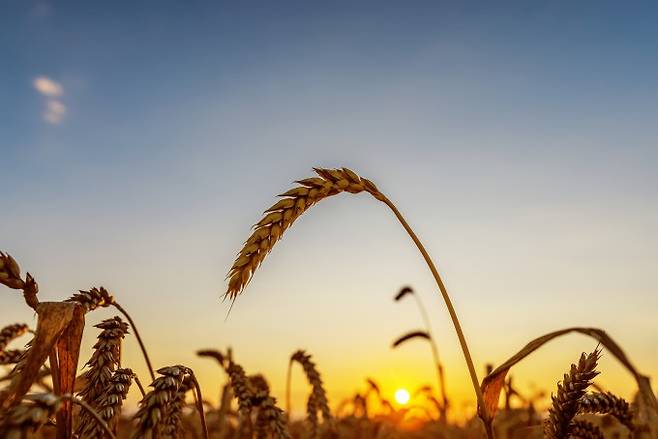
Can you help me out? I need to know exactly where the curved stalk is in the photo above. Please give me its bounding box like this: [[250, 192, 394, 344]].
[[285, 357, 293, 420], [112, 303, 155, 381], [410, 291, 449, 422], [61, 394, 116, 439], [381, 196, 488, 433], [188, 370, 210, 439]]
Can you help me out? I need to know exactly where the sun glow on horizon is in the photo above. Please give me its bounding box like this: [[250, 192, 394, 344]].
[[394, 388, 410, 405]]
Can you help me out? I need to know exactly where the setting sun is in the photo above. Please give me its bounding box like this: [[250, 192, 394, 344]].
[[394, 388, 410, 405]]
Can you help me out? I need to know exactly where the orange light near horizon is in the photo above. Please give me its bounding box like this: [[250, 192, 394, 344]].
[[394, 388, 410, 405]]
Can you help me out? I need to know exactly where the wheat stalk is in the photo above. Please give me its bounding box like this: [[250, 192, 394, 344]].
[[0, 252, 39, 310], [77, 368, 134, 438], [544, 349, 601, 439], [568, 419, 604, 439], [287, 350, 331, 437], [579, 391, 634, 431], [255, 394, 290, 439], [66, 286, 155, 380], [224, 167, 487, 434]]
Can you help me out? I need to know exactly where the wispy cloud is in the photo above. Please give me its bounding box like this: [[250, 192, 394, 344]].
[[33, 76, 63, 97], [33, 76, 66, 124], [43, 99, 66, 124]]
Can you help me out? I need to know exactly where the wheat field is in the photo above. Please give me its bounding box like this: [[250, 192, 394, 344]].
[[1, 168, 657, 439]]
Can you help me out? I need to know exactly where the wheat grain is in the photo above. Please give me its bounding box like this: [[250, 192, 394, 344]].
[[569, 419, 604, 439], [544, 349, 601, 439], [0, 324, 29, 352], [579, 391, 634, 431]]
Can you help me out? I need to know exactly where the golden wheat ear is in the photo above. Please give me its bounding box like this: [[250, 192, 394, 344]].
[[544, 348, 601, 439]]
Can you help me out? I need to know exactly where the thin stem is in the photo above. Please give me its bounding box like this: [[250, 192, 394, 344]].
[[285, 358, 293, 420], [381, 196, 489, 435], [188, 370, 210, 439], [113, 303, 155, 381], [412, 292, 449, 422], [134, 375, 147, 398], [60, 394, 117, 439]]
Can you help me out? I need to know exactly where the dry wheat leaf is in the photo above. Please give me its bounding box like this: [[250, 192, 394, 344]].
[[0, 302, 77, 409], [54, 304, 85, 439], [479, 327, 658, 426]]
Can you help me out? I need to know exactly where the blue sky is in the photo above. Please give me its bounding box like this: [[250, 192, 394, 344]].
[[2, 1, 658, 415]]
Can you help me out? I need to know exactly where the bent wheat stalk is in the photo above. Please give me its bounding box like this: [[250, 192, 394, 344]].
[[66, 287, 155, 381], [225, 167, 487, 432]]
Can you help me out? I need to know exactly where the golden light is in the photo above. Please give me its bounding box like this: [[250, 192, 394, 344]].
[[394, 388, 410, 405]]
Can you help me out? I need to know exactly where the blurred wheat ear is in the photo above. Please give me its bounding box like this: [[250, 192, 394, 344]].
[[224, 167, 489, 436]]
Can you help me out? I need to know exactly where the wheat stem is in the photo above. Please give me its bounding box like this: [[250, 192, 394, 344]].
[[61, 394, 117, 439], [381, 196, 485, 421], [113, 303, 155, 381]]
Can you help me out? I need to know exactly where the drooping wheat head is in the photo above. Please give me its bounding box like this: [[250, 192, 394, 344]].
[[290, 350, 331, 435], [225, 167, 383, 299], [544, 349, 601, 439], [0, 324, 29, 352], [77, 368, 134, 438], [132, 365, 188, 438], [579, 391, 634, 431], [0, 393, 61, 438], [0, 252, 39, 310]]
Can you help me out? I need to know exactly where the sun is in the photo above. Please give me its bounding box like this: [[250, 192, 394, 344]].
[[394, 388, 410, 405]]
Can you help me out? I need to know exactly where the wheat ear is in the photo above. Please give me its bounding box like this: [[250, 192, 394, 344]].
[[67, 287, 155, 380], [78, 368, 134, 438], [0, 350, 24, 366], [0, 324, 29, 352], [0, 252, 39, 310], [544, 349, 601, 439], [288, 350, 331, 436], [579, 391, 634, 431], [225, 167, 486, 431], [161, 375, 194, 439], [132, 365, 188, 438]]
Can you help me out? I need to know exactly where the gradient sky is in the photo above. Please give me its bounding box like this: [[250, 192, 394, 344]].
[[2, 1, 658, 418]]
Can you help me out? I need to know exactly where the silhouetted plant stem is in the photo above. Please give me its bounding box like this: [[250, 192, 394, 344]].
[[381, 196, 489, 437], [112, 303, 155, 381]]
